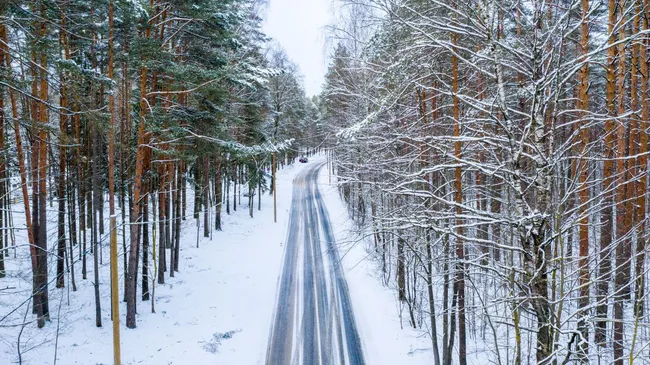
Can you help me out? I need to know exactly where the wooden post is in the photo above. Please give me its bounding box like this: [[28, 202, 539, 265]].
[[272, 152, 277, 223], [328, 149, 331, 185], [108, 2, 121, 363]]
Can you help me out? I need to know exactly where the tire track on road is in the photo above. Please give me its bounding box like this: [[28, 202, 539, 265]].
[[266, 163, 365, 365]]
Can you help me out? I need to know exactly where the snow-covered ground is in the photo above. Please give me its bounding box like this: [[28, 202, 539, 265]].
[[1, 155, 435, 365], [317, 163, 434, 365], [0, 160, 304, 365]]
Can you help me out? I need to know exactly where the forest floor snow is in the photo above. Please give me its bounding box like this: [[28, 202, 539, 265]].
[[0, 160, 302, 365]]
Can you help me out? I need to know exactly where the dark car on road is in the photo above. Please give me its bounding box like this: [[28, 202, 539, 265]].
[[299, 157, 308, 163]]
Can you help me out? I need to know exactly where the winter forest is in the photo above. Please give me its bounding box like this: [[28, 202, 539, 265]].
[[2, 0, 650, 364]]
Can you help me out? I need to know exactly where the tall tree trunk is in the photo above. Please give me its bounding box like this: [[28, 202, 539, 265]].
[[173, 164, 180, 272], [215, 160, 222, 230], [120, 37, 130, 298], [142, 194, 150, 300], [159, 180, 167, 273], [92, 114, 102, 328], [156, 186, 165, 284], [226, 166, 230, 215], [451, 18, 467, 365], [595, 0, 618, 346], [35, 1, 50, 325], [0, 47, 5, 280], [204, 157, 210, 238], [233, 164, 237, 212], [426, 231, 441, 365], [634, 0, 649, 318], [181, 161, 187, 220], [613, 5, 629, 363], [165, 176, 171, 250], [67, 171, 77, 291], [397, 235, 406, 301], [575, 0, 591, 359], [126, 52, 150, 329], [56, 5, 70, 288]]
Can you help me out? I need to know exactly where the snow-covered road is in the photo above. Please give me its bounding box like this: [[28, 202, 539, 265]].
[[266, 162, 365, 365]]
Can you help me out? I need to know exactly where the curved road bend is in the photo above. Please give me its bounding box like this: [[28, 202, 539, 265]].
[[266, 162, 365, 365]]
